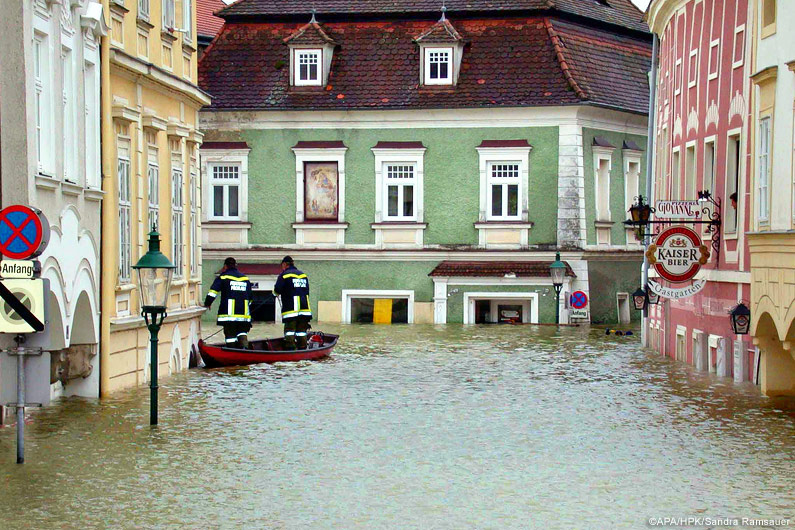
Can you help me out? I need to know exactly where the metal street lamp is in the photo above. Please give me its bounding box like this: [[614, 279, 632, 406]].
[[132, 227, 175, 426], [549, 252, 566, 325], [626, 195, 654, 241], [632, 287, 648, 311], [729, 302, 751, 335]]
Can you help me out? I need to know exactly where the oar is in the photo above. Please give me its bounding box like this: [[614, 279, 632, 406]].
[[202, 328, 223, 342]]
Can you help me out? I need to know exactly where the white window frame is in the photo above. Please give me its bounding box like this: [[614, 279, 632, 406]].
[[687, 49, 698, 89], [372, 146, 426, 223], [707, 39, 720, 80], [341, 289, 415, 324], [138, 0, 151, 22], [292, 146, 347, 224], [732, 25, 745, 69], [208, 163, 241, 221], [724, 129, 742, 235], [684, 141, 697, 200], [671, 147, 681, 200], [146, 131, 160, 231], [84, 48, 101, 189], [62, 42, 78, 183], [183, 0, 192, 42], [476, 146, 532, 223], [162, 0, 175, 30], [424, 46, 453, 85], [623, 152, 642, 217], [117, 129, 132, 284], [383, 163, 418, 221], [293, 48, 322, 86], [33, 30, 54, 176], [200, 147, 250, 223], [593, 146, 614, 222], [189, 147, 198, 277], [674, 58, 682, 96], [703, 136, 716, 196], [171, 139, 184, 277], [463, 292, 540, 325], [757, 116, 771, 224], [486, 162, 522, 221]]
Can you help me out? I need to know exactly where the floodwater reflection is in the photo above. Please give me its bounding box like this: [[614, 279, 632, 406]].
[[1, 324, 794, 529]]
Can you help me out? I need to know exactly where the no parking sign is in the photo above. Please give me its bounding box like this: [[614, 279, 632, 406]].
[[0, 205, 49, 260], [569, 290, 589, 319]]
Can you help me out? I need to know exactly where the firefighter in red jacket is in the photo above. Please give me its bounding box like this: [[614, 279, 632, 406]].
[[273, 256, 312, 350], [204, 257, 252, 349]]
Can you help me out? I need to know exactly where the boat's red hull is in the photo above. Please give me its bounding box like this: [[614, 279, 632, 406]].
[[198, 333, 338, 367]]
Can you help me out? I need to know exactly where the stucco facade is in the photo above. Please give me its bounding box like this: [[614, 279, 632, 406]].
[[100, 0, 210, 395], [200, 107, 647, 326], [646, 0, 755, 385], [746, 0, 795, 396], [0, 0, 106, 399]]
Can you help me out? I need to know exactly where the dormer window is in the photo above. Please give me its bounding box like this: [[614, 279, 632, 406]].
[[285, 16, 339, 88], [415, 15, 464, 87], [295, 49, 322, 86], [425, 47, 453, 85]]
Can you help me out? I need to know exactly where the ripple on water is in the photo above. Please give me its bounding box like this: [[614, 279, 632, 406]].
[[1, 323, 794, 529]]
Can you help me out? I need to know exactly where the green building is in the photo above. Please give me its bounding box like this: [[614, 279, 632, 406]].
[[197, 0, 652, 325]]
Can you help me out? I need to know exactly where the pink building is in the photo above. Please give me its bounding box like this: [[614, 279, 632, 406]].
[[646, 0, 754, 382]]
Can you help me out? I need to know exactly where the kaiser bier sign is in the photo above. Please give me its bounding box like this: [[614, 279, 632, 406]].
[[646, 225, 710, 283]]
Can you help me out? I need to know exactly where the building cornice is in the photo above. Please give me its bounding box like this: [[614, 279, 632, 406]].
[[646, 0, 690, 36], [750, 65, 778, 85], [109, 48, 211, 107]]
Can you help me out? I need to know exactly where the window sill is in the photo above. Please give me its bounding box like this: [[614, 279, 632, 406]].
[[474, 221, 534, 229], [371, 222, 427, 229], [116, 282, 136, 293], [109, 1, 129, 15], [288, 85, 326, 93], [204, 220, 251, 227], [35, 173, 60, 191], [182, 40, 196, 53], [62, 180, 83, 197], [172, 278, 188, 287], [594, 220, 615, 229], [292, 222, 349, 229], [161, 30, 178, 44], [136, 16, 154, 31], [84, 187, 105, 202]]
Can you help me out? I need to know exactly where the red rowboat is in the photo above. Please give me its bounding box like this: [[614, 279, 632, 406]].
[[198, 332, 338, 368]]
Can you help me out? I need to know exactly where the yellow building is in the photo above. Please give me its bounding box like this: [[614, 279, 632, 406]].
[[100, 0, 210, 394], [747, 0, 795, 396]]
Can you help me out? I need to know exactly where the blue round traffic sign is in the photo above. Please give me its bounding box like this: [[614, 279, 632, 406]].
[[0, 205, 50, 260], [570, 291, 588, 310]]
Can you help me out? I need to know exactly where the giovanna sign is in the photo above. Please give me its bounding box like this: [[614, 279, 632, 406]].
[[646, 225, 710, 283]]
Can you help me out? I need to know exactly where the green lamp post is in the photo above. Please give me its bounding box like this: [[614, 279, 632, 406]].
[[132, 227, 175, 426], [549, 252, 567, 325]]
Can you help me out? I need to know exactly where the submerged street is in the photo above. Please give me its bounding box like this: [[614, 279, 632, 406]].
[[2, 324, 794, 529]]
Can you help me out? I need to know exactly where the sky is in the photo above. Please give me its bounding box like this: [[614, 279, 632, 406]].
[[631, 0, 652, 10]]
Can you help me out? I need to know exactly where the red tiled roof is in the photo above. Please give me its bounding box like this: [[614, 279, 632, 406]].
[[373, 141, 426, 149], [414, 18, 463, 43], [197, 0, 226, 39], [429, 261, 577, 278], [218, 0, 648, 34], [284, 22, 339, 45], [201, 141, 250, 149], [237, 263, 283, 275], [292, 141, 347, 149], [547, 18, 652, 115], [201, 17, 652, 113], [478, 140, 532, 148]]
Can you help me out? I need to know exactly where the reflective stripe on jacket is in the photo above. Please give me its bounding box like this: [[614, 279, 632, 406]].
[[204, 268, 252, 324], [273, 266, 312, 320]]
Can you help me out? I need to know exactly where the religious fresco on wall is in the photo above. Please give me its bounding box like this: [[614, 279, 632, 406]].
[[304, 162, 339, 221]]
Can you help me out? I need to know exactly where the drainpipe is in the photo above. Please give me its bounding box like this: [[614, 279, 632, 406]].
[[641, 34, 659, 348], [99, 15, 112, 397]]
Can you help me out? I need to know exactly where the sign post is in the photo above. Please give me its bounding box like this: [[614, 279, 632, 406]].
[[0, 204, 50, 463]]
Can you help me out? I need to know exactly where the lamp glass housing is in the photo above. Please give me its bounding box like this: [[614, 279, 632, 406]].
[[549, 252, 567, 286], [632, 288, 648, 311], [132, 228, 176, 312], [646, 287, 660, 305], [730, 303, 751, 335]]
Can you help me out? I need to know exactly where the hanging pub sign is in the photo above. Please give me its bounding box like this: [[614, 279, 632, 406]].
[[655, 200, 702, 220], [648, 279, 707, 299], [646, 225, 710, 283]]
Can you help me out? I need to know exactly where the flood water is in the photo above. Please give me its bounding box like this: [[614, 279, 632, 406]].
[[1, 324, 795, 529]]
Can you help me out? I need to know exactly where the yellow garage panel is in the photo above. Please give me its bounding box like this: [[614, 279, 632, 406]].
[[373, 299, 393, 324]]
